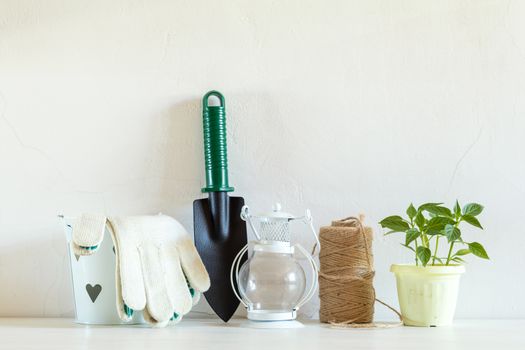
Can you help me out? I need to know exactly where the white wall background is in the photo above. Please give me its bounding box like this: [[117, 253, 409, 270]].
[[0, 0, 524, 319]]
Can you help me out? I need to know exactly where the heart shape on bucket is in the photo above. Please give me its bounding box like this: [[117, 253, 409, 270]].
[[86, 284, 102, 303]]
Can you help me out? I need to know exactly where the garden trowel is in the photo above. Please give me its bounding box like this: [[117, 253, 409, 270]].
[[193, 91, 247, 322]]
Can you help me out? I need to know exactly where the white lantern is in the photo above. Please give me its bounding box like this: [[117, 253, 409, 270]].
[[230, 203, 319, 321]]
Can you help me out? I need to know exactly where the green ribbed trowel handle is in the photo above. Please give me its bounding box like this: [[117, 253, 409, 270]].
[[201, 91, 234, 193]]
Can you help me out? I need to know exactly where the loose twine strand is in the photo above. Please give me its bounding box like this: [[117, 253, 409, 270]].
[[318, 215, 402, 328]]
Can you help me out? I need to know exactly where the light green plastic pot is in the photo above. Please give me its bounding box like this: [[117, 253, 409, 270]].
[[391, 264, 465, 327]]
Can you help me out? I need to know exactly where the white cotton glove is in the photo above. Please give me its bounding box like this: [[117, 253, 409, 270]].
[[71, 213, 107, 256], [108, 215, 210, 326]]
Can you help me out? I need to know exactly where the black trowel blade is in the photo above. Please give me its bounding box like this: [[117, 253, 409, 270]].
[[193, 194, 247, 322]]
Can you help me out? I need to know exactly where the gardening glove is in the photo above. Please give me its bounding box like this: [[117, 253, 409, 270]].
[[71, 213, 107, 256], [107, 214, 210, 327]]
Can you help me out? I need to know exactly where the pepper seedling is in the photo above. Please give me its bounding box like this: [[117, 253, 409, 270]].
[[379, 201, 489, 266]]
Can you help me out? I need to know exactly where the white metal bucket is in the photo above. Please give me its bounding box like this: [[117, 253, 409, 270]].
[[61, 216, 142, 325]]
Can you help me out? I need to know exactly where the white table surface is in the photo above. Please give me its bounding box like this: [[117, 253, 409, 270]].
[[0, 318, 523, 350]]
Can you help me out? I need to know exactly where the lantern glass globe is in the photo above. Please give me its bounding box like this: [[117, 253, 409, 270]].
[[238, 251, 306, 312]]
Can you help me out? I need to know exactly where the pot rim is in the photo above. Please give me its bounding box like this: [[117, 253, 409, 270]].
[[390, 263, 465, 275]]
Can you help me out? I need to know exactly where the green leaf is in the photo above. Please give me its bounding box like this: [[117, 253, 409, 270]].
[[444, 224, 461, 242], [379, 216, 410, 232], [455, 249, 471, 256], [415, 211, 426, 230], [426, 216, 456, 235], [405, 228, 421, 245], [401, 243, 415, 253], [418, 202, 444, 211], [468, 242, 490, 259], [434, 257, 445, 264], [462, 215, 483, 229], [454, 200, 461, 217], [406, 203, 417, 220], [416, 246, 431, 266], [463, 203, 484, 216], [383, 230, 399, 236], [424, 205, 453, 218], [451, 256, 465, 264]]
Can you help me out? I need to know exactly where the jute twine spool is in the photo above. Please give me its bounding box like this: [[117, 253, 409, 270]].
[[318, 215, 402, 328]]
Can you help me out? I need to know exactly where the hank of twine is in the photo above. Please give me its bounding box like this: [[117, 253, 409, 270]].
[[318, 215, 402, 328]]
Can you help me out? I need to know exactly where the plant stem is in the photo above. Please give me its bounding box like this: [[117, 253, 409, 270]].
[[432, 236, 440, 265], [446, 241, 455, 265], [415, 240, 419, 266], [445, 219, 461, 265]]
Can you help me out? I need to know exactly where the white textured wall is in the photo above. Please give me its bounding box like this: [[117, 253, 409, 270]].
[[1, 0, 524, 319]]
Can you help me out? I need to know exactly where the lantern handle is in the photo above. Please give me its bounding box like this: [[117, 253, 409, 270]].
[[294, 243, 319, 310], [302, 209, 321, 256], [230, 243, 249, 308], [241, 205, 261, 240]]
